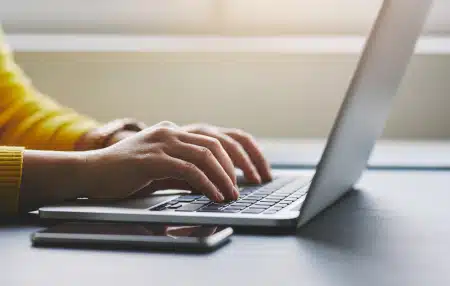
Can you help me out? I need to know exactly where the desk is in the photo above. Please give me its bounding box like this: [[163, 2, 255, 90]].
[[260, 138, 450, 170], [1, 169, 450, 286]]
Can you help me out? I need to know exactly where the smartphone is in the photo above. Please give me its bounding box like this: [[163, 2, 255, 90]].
[[31, 222, 233, 252]]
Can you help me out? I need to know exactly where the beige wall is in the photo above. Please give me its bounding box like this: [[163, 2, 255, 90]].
[[14, 52, 450, 139]]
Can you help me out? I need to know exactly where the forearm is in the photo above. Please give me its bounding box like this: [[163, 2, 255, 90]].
[[19, 150, 87, 212], [0, 30, 100, 151]]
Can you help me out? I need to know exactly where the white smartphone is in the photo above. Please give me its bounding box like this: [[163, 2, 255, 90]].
[[31, 222, 233, 252]]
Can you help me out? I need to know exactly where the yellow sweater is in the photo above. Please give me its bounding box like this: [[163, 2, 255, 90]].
[[0, 31, 100, 215]]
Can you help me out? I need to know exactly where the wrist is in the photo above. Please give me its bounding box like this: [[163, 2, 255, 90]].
[[19, 150, 89, 211], [80, 148, 115, 199]]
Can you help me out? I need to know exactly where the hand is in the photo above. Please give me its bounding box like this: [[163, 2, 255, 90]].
[[113, 123, 273, 199], [75, 118, 146, 151], [128, 123, 273, 198], [83, 121, 239, 202], [181, 123, 272, 184], [106, 130, 139, 146]]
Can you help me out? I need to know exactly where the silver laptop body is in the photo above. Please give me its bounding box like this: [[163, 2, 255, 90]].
[[39, 0, 433, 229]]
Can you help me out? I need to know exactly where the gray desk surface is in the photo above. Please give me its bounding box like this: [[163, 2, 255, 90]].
[[260, 138, 450, 170], [1, 169, 450, 286]]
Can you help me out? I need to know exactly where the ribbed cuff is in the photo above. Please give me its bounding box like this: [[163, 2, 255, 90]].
[[0, 146, 25, 215]]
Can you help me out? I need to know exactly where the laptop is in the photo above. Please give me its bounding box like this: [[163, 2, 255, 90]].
[[39, 0, 433, 229]]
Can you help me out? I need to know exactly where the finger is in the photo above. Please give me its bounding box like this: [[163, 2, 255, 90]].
[[224, 129, 272, 182], [168, 226, 217, 237], [165, 142, 237, 200], [189, 226, 217, 237], [143, 225, 169, 236], [189, 130, 261, 184], [145, 121, 179, 135], [163, 155, 225, 202], [153, 120, 179, 129], [167, 226, 199, 237], [177, 132, 237, 186]]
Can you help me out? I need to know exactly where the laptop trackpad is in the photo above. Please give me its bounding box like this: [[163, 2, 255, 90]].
[[114, 194, 179, 209], [62, 192, 182, 210]]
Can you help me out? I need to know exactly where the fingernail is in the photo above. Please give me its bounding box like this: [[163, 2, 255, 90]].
[[254, 172, 262, 184], [234, 187, 240, 199], [216, 192, 225, 202]]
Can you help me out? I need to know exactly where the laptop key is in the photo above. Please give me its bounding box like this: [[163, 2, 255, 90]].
[[246, 195, 265, 201], [254, 202, 275, 206], [176, 197, 197, 203], [176, 203, 207, 212], [275, 189, 296, 194], [240, 198, 260, 203], [238, 202, 256, 207], [242, 208, 265, 214], [240, 188, 257, 193], [289, 195, 302, 199], [240, 189, 256, 194], [210, 202, 228, 207], [247, 193, 266, 198], [150, 203, 169, 211], [197, 208, 223, 212], [221, 209, 241, 213], [269, 193, 289, 197], [266, 198, 285, 202], [268, 194, 288, 199], [240, 186, 259, 191], [168, 203, 182, 209], [251, 203, 271, 208], [263, 210, 278, 214], [223, 206, 245, 211], [198, 204, 226, 212], [229, 203, 252, 208], [191, 200, 210, 204], [276, 203, 289, 207], [261, 198, 281, 203], [256, 191, 276, 195]]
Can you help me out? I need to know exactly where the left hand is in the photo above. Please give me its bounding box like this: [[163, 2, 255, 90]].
[[108, 122, 273, 196]]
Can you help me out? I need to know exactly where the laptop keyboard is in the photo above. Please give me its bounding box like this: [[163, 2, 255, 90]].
[[150, 176, 310, 215]]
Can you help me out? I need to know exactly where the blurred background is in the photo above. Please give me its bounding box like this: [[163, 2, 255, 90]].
[[1, 0, 449, 139]]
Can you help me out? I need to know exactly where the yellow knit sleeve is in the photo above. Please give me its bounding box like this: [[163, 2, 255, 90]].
[[0, 30, 100, 151], [0, 146, 24, 215]]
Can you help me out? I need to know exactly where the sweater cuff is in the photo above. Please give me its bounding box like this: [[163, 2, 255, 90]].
[[0, 146, 24, 215]]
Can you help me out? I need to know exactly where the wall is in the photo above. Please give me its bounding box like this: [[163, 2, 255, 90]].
[[14, 51, 450, 139], [1, 0, 450, 35], [4, 0, 449, 139]]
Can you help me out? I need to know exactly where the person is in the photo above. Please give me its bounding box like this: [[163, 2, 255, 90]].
[[0, 29, 272, 216]]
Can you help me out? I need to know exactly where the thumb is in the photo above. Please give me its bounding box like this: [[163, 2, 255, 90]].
[[129, 179, 193, 198]]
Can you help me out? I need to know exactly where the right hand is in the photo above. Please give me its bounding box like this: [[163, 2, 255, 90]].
[[82, 121, 239, 202]]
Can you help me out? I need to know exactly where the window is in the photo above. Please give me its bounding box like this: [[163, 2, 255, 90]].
[[2, 0, 449, 54], [1, 0, 449, 35]]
